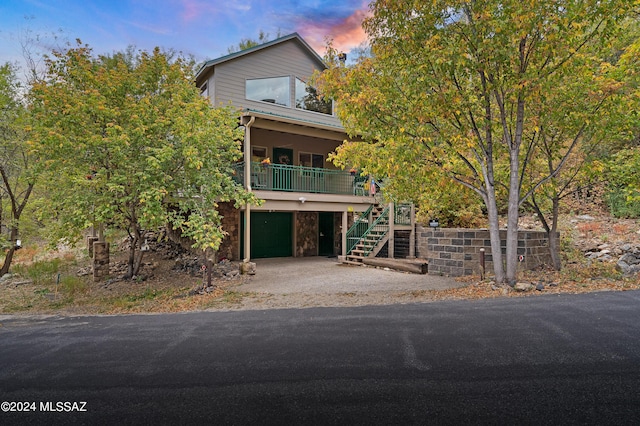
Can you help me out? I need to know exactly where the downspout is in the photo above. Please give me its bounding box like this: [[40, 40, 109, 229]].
[[243, 115, 255, 262]]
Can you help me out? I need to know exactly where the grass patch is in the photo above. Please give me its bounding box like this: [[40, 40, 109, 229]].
[[12, 258, 64, 286], [60, 275, 88, 296]]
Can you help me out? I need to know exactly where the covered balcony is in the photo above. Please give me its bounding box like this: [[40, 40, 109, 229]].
[[233, 161, 372, 196]]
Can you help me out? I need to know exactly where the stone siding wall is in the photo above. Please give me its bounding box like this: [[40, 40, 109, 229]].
[[416, 226, 557, 276], [296, 212, 318, 257], [218, 202, 240, 260], [334, 213, 342, 255]]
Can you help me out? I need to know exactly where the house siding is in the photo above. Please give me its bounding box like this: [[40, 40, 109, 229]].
[[250, 128, 341, 169], [212, 39, 342, 128]]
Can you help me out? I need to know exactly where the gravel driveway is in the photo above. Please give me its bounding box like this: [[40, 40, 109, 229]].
[[224, 257, 466, 310]]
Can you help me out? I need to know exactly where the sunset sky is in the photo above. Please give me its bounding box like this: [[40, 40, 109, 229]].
[[0, 0, 370, 66]]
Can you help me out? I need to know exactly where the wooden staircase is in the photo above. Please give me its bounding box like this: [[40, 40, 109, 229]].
[[344, 204, 390, 265]]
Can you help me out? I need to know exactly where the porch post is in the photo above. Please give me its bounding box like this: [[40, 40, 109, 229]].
[[388, 202, 395, 259], [244, 206, 251, 262], [409, 203, 416, 258], [341, 211, 348, 257], [293, 211, 298, 258], [242, 115, 255, 262]]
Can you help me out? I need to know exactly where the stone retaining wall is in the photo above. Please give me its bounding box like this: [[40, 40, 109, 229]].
[[416, 226, 557, 276]]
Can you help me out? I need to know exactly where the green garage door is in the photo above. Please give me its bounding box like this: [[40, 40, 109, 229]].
[[245, 212, 293, 258]]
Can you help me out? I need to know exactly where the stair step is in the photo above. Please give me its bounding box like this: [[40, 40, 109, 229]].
[[343, 260, 363, 265]]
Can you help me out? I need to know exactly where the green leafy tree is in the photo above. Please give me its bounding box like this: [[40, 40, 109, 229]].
[[602, 20, 640, 217], [318, 0, 638, 284], [606, 148, 640, 217], [30, 42, 255, 279], [227, 29, 282, 54], [0, 63, 36, 276]]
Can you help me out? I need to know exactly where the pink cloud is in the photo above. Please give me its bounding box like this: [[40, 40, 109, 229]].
[[181, 0, 198, 22], [297, 6, 371, 55], [180, 0, 247, 24]]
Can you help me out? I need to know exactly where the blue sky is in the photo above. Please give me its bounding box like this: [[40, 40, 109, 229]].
[[0, 0, 370, 67]]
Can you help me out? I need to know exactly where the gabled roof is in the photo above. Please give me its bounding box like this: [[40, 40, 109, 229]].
[[195, 33, 326, 83]]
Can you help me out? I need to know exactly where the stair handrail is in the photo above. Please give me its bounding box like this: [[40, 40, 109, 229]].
[[362, 206, 390, 256], [345, 205, 374, 254]]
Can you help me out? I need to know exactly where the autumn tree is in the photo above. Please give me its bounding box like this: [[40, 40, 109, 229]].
[[318, 0, 638, 284], [0, 63, 35, 276], [30, 43, 255, 279]]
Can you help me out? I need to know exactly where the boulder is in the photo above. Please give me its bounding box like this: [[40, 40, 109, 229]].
[[620, 253, 640, 265], [240, 261, 256, 275], [514, 282, 535, 292], [617, 253, 640, 275]]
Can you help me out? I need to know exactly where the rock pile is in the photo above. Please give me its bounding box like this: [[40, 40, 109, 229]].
[[584, 243, 640, 276], [118, 230, 188, 260], [213, 259, 241, 280], [616, 252, 640, 276], [172, 257, 242, 280], [172, 255, 203, 275]]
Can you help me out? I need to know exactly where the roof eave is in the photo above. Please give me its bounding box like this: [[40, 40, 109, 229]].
[[195, 33, 326, 84]]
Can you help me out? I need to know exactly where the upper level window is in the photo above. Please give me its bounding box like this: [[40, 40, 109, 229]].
[[295, 78, 332, 115], [246, 76, 290, 107]]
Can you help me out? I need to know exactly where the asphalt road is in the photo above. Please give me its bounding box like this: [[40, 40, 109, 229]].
[[1, 291, 640, 425]]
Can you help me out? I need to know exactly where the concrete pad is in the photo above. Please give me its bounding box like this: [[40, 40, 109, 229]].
[[235, 257, 465, 295]]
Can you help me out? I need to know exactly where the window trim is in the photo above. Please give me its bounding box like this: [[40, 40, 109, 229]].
[[251, 146, 269, 162], [299, 151, 324, 169]]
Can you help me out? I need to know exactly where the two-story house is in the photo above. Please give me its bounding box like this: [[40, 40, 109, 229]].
[[195, 33, 414, 263]]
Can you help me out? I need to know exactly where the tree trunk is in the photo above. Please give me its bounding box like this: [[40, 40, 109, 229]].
[[0, 226, 19, 277], [0, 248, 15, 277], [126, 238, 137, 279], [548, 198, 562, 271], [530, 194, 562, 271], [485, 184, 505, 284], [126, 229, 147, 279], [132, 246, 145, 278], [0, 169, 33, 278], [505, 147, 521, 285], [505, 91, 526, 284]]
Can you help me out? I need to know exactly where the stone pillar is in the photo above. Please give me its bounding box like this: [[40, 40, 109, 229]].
[[87, 236, 99, 257], [93, 241, 110, 282]]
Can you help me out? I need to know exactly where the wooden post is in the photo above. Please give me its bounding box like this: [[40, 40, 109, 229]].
[[408, 203, 416, 258], [388, 202, 395, 259], [242, 115, 255, 263], [293, 211, 298, 257], [341, 211, 348, 257]]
